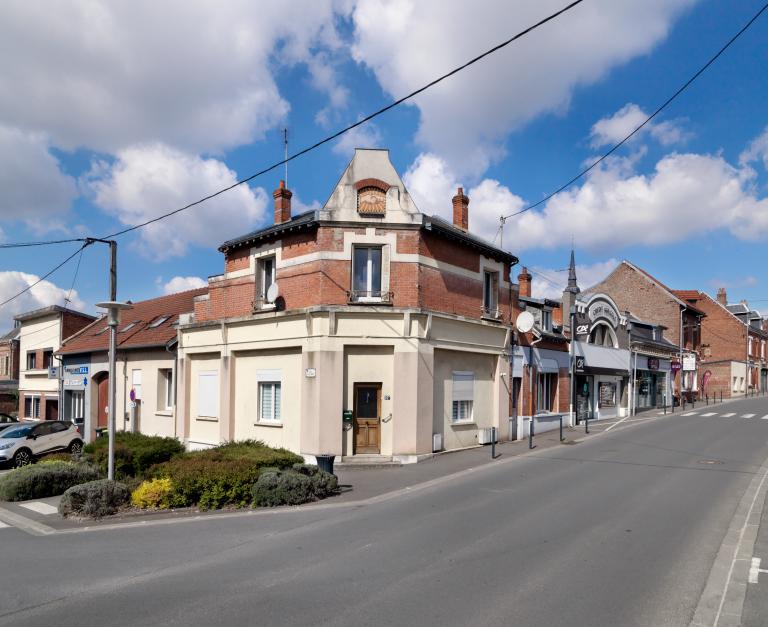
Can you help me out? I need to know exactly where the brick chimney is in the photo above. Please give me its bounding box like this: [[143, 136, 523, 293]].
[[518, 267, 532, 298], [716, 287, 727, 306], [273, 180, 292, 224], [452, 187, 469, 231]]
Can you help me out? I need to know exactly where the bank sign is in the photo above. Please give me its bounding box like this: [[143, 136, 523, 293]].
[[588, 301, 619, 328]]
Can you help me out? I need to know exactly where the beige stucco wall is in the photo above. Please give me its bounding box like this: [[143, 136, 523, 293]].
[[232, 348, 302, 449], [116, 350, 177, 438], [434, 348, 498, 451], [188, 353, 221, 447]]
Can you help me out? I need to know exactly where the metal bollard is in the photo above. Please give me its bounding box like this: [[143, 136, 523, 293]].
[[585, 414, 590, 434], [706, 394, 709, 405], [491, 426, 496, 459], [559, 415, 564, 442], [529, 417, 535, 449], [664, 402, 667, 415], [692, 397, 695, 409]]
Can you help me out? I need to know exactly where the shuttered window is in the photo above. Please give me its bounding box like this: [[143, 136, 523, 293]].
[[452, 372, 474, 423]]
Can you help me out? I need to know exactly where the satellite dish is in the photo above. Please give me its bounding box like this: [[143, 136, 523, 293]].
[[266, 282, 280, 304], [515, 311, 535, 333]]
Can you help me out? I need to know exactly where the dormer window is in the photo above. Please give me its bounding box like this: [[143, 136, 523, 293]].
[[357, 186, 386, 215]]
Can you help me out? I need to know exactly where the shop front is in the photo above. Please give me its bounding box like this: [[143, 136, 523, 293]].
[[631, 355, 671, 412]]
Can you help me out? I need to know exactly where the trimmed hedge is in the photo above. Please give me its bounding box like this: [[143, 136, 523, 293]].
[[83, 432, 184, 478], [252, 467, 338, 507], [0, 461, 101, 501], [59, 479, 130, 518], [150, 440, 303, 510]]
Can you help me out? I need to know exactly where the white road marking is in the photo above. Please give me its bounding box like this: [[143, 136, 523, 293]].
[[762, 415, 768, 420], [722, 413, 736, 417], [0, 521, 8, 529], [701, 412, 717, 417], [682, 412, 698, 416], [741, 414, 756, 419], [19, 502, 58, 516], [749, 557, 768, 584]]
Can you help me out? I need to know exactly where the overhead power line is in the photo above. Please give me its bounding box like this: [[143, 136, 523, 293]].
[[0, 237, 87, 249], [500, 1, 768, 223]]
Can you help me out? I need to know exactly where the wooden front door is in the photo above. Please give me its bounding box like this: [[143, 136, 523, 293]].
[[44, 399, 58, 420], [96, 374, 109, 428], [354, 383, 381, 454]]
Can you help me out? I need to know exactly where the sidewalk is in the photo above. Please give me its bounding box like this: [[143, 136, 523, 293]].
[[0, 411, 664, 533]]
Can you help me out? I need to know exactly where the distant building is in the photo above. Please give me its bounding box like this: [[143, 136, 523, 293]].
[[15, 306, 96, 420], [178, 149, 519, 462], [673, 289, 768, 397], [57, 289, 205, 441], [0, 325, 20, 414]]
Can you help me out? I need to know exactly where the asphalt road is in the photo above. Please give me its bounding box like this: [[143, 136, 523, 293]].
[[2, 396, 768, 627]]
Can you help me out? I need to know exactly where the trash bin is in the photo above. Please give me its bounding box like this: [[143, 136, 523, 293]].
[[95, 427, 108, 439], [315, 454, 336, 475]]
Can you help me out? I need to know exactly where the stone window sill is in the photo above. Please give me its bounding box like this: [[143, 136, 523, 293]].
[[196, 416, 218, 422], [254, 421, 283, 428], [450, 421, 476, 427]]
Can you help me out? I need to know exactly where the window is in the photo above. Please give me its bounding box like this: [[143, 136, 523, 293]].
[[537, 373, 557, 413], [541, 310, 552, 332], [24, 394, 40, 419], [131, 369, 142, 400], [26, 351, 37, 370], [158, 368, 173, 410], [149, 316, 169, 328], [70, 390, 84, 420], [0, 355, 7, 376], [50, 421, 69, 433], [120, 322, 137, 333], [483, 270, 499, 316], [451, 371, 474, 423], [257, 256, 276, 306], [588, 323, 618, 348], [259, 382, 282, 422], [352, 246, 382, 299], [197, 370, 219, 418], [42, 349, 53, 370]]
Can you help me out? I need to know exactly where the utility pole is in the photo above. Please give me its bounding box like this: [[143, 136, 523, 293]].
[[93, 239, 131, 481]]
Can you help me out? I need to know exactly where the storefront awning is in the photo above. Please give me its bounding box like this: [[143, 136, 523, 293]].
[[536, 358, 560, 374], [574, 342, 630, 374]]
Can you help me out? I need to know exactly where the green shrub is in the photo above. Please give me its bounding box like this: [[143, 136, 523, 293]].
[[131, 478, 174, 509], [252, 469, 318, 507], [149, 441, 303, 510], [59, 479, 130, 518], [0, 461, 101, 502], [292, 464, 338, 498], [83, 432, 184, 478], [39, 452, 78, 464]]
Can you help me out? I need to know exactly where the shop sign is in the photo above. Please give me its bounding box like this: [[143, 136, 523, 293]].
[[574, 356, 586, 373], [682, 354, 696, 371], [65, 365, 89, 375], [599, 382, 617, 408], [671, 361, 682, 374], [588, 300, 619, 328], [647, 358, 659, 371]]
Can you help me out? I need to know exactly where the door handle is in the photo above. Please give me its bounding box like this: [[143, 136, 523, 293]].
[[382, 413, 392, 423]]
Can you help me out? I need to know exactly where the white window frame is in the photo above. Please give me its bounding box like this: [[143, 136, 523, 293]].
[[541, 310, 552, 332], [258, 256, 277, 308], [26, 351, 36, 370], [197, 370, 219, 419], [537, 372, 556, 413], [258, 381, 282, 423], [158, 368, 174, 410], [352, 246, 383, 301], [131, 369, 142, 400], [482, 270, 499, 316], [451, 371, 474, 424], [24, 394, 41, 419], [70, 390, 85, 420]]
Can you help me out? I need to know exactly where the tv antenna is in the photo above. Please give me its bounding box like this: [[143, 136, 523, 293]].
[[283, 128, 289, 188]]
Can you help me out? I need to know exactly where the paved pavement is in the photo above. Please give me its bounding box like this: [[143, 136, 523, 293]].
[[0, 396, 767, 626]]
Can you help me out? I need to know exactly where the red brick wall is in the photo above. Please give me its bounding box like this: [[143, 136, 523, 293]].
[[419, 231, 478, 272], [684, 294, 747, 363], [225, 248, 250, 273], [0, 341, 19, 381], [61, 312, 95, 343], [282, 230, 319, 259]]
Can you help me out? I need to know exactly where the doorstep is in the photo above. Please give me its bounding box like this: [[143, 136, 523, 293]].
[[337, 454, 403, 468]]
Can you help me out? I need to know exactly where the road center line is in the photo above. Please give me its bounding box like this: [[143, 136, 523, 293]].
[[722, 413, 736, 417]]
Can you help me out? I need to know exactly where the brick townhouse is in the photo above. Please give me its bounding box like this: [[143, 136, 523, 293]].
[[587, 260, 706, 403], [15, 306, 96, 420], [0, 325, 20, 414], [57, 289, 206, 441], [672, 288, 768, 397], [510, 266, 570, 438], [178, 148, 519, 462]]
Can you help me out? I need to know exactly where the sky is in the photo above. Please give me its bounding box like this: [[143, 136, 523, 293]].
[[0, 0, 767, 330]]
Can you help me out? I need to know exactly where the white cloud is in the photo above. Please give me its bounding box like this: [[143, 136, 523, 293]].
[[740, 126, 768, 170], [528, 258, 619, 300], [351, 0, 696, 176], [590, 103, 689, 148], [0, 271, 86, 331], [0, 126, 78, 228], [332, 122, 383, 157], [162, 276, 207, 295], [84, 143, 269, 259], [0, 1, 346, 154]]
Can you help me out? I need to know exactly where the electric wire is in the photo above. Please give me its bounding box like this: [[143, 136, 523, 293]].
[[500, 1, 768, 223], [64, 246, 86, 309]]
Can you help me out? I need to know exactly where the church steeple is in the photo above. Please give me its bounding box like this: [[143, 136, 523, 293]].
[[566, 248, 580, 294]]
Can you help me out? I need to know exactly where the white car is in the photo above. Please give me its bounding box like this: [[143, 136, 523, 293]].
[[0, 421, 84, 468]]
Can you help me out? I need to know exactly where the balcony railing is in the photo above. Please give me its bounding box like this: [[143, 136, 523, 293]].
[[347, 290, 393, 304]]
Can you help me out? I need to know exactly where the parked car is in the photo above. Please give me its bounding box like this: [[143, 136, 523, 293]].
[[0, 413, 17, 425], [0, 421, 83, 468]]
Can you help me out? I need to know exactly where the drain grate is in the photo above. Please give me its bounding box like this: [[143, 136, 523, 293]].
[[697, 459, 724, 465]]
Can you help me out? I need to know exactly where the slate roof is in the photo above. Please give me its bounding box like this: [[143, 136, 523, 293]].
[[219, 210, 317, 253], [14, 305, 95, 323], [58, 288, 207, 355], [0, 327, 19, 343]]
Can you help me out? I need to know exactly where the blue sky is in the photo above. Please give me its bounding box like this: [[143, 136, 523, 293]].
[[0, 0, 767, 329]]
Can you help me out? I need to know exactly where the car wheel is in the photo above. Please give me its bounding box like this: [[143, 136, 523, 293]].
[[13, 449, 33, 468], [68, 440, 83, 456]]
